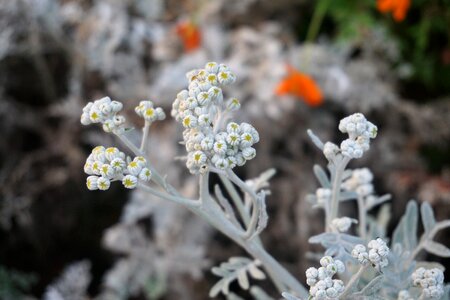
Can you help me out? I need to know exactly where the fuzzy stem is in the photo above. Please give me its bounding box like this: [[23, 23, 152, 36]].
[[357, 195, 367, 240], [140, 121, 150, 152], [327, 157, 351, 230], [340, 265, 368, 298], [226, 169, 260, 239], [138, 183, 199, 207], [116, 135, 308, 297]]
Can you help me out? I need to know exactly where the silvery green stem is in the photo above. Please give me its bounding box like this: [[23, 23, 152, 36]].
[[340, 265, 368, 298], [327, 156, 351, 231], [116, 134, 177, 195], [117, 134, 309, 298], [140, 121, 150, 152], [407, 220, 450, 263], [218, 174, 251, 225], [226, 169, 260, 238], [357, 195, 367, 240]]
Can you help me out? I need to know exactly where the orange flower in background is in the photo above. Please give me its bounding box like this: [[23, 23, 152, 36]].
[[275, 65, 323, 107], [175, 20, 201, 53], [376, 0, 410, 22]]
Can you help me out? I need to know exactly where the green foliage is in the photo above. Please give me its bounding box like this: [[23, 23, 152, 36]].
[[0, 266, 36, 299], [317, 0, 450, 97]]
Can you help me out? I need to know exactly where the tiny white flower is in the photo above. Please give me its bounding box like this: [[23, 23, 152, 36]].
[[205, 62, 219, 73], [240, 132, 254, 148], [235, 153, 245, 166], [97, 177, 111, 190], [182, 114, 197, 128], [102, 119, 115, 133], [208, 86, 223, 102], [242, 147, 256, 160], [186, 97, 198, 109], [192, 151, 207, 165], [127, 161, 143, 176], [91, 161, 103, 176], [133, 156, 147, 167], [84, 161, 93, 174], [122, 175, 138, 189], [320, 256, 333, 267], [86, 176, 99, 190], [331, 217, 356, 233], [89, 108, 102, 123], [214, 157, 229, 169], [110, 158, 126, 172], [139, 168, 152, 181], [100, 164, 114, 178], [323, 142, 340, 160], [155, 107, 166, 120], [227, 122, 240, 133], [226, 132, 240, 146], [197, 92, 211, 106], [104, 147, 120, 161], [198, 114, 212, 126], [226, 97, 241, 111], [80, 113, 91, 125], [110, 100, 123, 112], [206, 73, 218, 85], [201, 137, 214, 151], [113, 115, 126, 126], [213, 140, 227, 155]]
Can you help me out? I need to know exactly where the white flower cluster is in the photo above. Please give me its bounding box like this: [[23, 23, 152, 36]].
[[342, 168, 374, 198], [316, 188, 332, 206], [324, 113, 377, 160], [305, 256, 345, 300], [135, 100, 166, 123], [331, 217, 356, 233], [412, 268, 445, 299], [351, 238, 389, 269], [171, 62, 259, 174], [80, 97, 125, 134], [84, 146, 152, 191], [397, 290, 414, 300]]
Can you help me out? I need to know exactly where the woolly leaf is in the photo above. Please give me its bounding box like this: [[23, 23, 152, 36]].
[[227, 292, 245, 300], [339, 191, 358, 201], [253, 193, 269, 238], [392, 200, 418, 252], [359, 275, 384, 296], [281, 292, 302, 300], [210, 257, 266, 297], [307, 129, 324, 150], [420, 202, 436, 233], [237, 269, 249, 290], [313, 165, 331, 188], [423, 241, 450, 257], [248, 264, 266, 280], [250, 286, 273, 300], [209, 279, 226, 297]]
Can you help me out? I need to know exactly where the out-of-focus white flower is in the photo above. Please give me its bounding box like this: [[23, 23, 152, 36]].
[[331, 217, 357, 233], [306, 256, 345, 300], [412, 268, 444, 299], [80, 97, 126, 134], [122, 175, 138, 189]]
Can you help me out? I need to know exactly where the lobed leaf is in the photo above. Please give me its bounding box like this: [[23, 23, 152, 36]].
[[423, 241, 450, 257], [420, 202, 436, 233], [313, 165, 331, 188]]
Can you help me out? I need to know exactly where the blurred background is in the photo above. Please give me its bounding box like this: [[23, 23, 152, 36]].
[[1, 0, 450, 299]]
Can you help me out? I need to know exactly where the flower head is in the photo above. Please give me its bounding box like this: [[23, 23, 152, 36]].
[[175, 20, 201, 53], [275, 65, 323, 107], [377, 0, 410, 22], [173, 62, 259, 174]]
